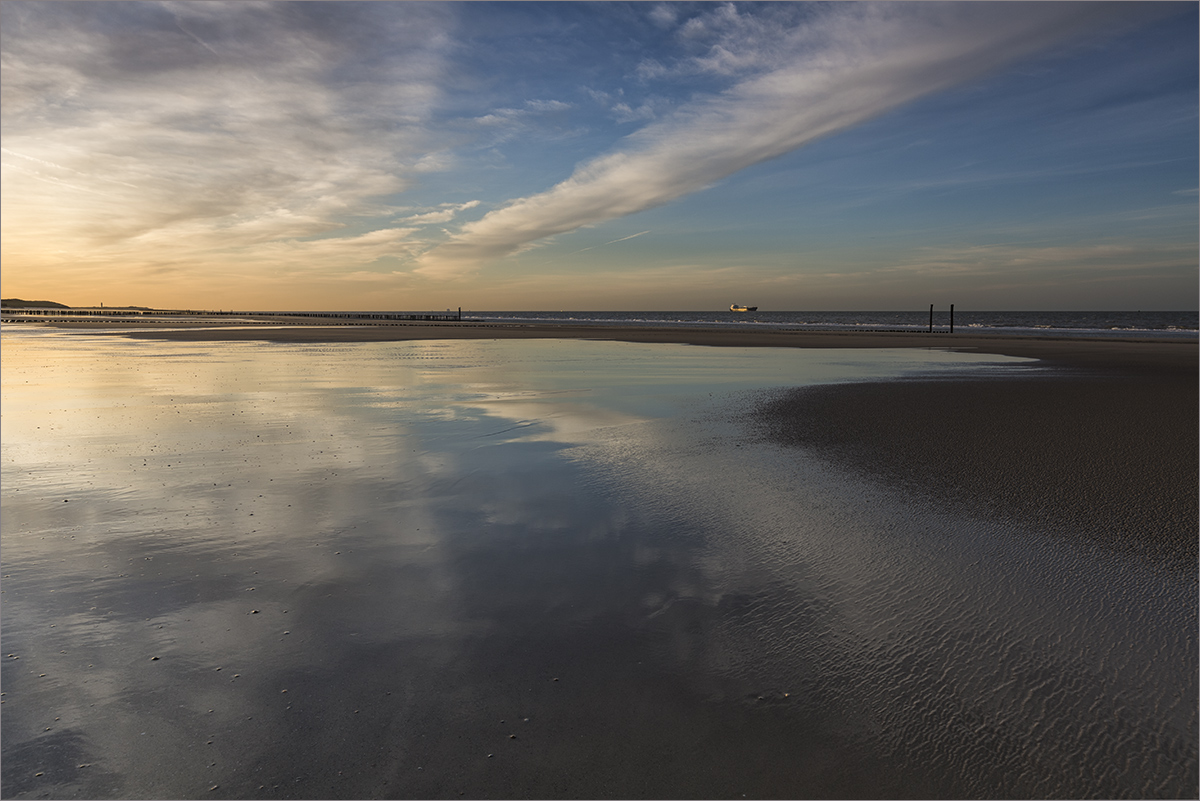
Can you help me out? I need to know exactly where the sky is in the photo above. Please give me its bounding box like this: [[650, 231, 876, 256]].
[[1, 1, 1196, 312]]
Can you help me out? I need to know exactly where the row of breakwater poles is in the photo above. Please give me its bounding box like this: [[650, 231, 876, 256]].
[[928, 304, 954, 333]]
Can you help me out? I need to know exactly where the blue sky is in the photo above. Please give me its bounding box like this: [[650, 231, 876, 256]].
[[1, 1, 1196, 310]]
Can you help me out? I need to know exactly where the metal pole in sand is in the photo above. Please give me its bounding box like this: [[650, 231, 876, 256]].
[[928, 304, 933, 333], [950, 304, 954, 333]]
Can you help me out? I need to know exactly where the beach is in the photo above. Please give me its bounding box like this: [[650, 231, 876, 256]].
[[61, 318, 1198, 556], [1, 321, 1196, 798], [28, 315, 1200, 372]]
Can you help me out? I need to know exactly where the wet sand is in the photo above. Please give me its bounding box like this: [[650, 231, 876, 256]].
[[754, 371, 1198, 565], [3, 323, 1196, 798], [29, 317, 1200, 374], [23, 319, 1200, 560]]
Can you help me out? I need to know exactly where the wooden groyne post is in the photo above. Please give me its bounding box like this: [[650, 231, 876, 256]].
[[927, 304, 955, 333]]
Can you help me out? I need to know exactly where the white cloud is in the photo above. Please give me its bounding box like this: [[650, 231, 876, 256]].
[[474, 100, 571, 127], [466, 98, 578, 151], [587, 88, 662, 123], [401, 200, 481, 225], [678, 2, 797, 77], [648, 4, 678, 31], [474, 108, 525, 127], [525, 99, 571, 113], [611, 102, 658, 124], [1, 1, 455, 271], [258, 227, 421, 264], [634, 59, 669, 81], [416, 3, 1144, 278]]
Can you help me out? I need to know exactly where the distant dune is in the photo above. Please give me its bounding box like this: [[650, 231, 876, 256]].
[[1, 298, 70, 309], [74, 305, 155, 311], [1, 299, 156, 310]]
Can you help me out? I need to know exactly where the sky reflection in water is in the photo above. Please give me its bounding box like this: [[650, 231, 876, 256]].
[[1, 328, 1194, 799]]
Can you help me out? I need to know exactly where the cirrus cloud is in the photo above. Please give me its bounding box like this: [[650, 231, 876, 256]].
[[416, 2, 1155, 278]]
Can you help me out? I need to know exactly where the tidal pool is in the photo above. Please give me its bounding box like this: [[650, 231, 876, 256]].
[[1, 328, 1194, 798]]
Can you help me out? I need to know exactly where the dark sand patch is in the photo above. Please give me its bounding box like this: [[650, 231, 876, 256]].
[[753, 371, 1198, 565]]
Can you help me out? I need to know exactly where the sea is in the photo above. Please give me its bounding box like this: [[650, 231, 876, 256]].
[[4, 307, 1196, 340], [466, 309, 1198, 339]]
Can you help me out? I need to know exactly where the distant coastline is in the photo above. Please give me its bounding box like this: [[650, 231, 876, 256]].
[[3, 305, 1195, 342], [1, 298, 71, 309], [1, 298, 154, 311]]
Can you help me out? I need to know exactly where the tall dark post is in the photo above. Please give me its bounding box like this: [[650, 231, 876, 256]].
[[458, 307, 462, 321], [950, 304, 954, 333], [928, 304, 933, 333]]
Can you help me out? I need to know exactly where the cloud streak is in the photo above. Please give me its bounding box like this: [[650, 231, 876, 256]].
[[571, 230, 651, 254], [417, 2, 1148, 277], [400, 200, 481, 225]]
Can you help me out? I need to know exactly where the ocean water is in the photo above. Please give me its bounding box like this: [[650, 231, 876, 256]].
[[1, 327, 1195, 798], [4, 308, 1197, 340], [470, 309, 1199, 339]]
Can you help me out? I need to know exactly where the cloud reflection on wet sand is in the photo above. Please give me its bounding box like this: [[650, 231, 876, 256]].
[[1, 329, 1194, 798]]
